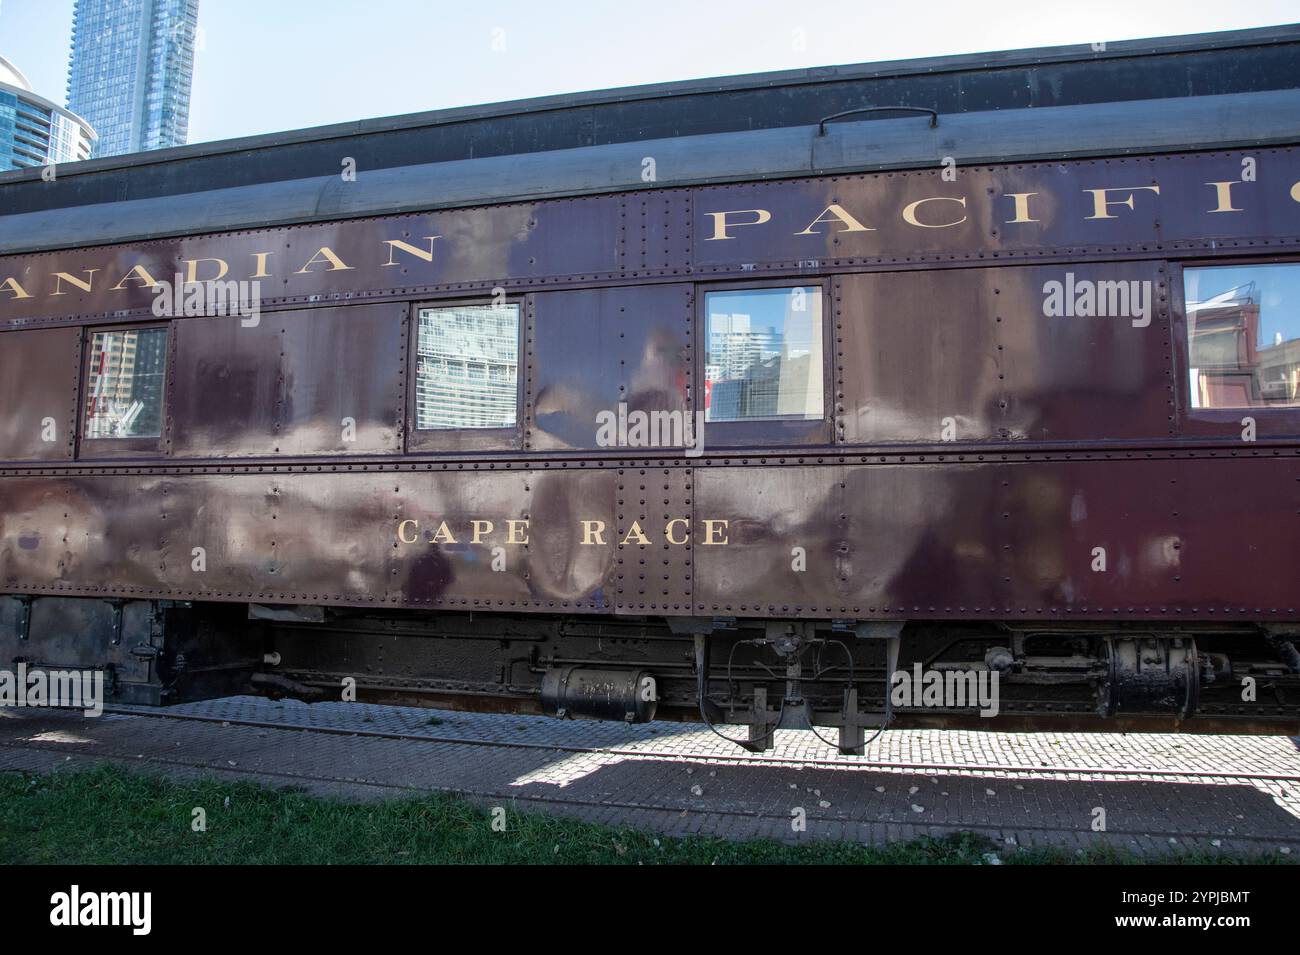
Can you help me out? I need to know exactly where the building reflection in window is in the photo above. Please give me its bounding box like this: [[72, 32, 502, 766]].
[[83, 326, 167, 438], [704, 287, 823, 422], [415, 304, 519, 429], [1185, 264, 1300, 409]]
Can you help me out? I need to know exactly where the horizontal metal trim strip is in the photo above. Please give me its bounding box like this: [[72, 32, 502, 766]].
[[1, 443, 1297, 475]]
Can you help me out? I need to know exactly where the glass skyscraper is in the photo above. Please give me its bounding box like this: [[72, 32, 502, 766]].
[[0, 55, 96, 171], [66, 0, 199, 158]]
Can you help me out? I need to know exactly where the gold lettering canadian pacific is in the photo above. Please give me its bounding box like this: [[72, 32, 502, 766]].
[[2, 170, 1295, 304]]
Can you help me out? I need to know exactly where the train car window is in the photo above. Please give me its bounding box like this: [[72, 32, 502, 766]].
[[414, 304, 519, 429], [1184, 263, 1300, 409], [82, 326, 167, 438], [704, 287, 823, 423]]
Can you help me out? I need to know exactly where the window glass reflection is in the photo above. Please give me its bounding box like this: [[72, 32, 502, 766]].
[[1185, 264, 1300, 408], [83, 326, 167, 438], [704, 287, 823, 422]]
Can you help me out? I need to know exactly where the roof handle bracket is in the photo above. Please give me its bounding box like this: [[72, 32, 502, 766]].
[[817, 106, 938, 136]]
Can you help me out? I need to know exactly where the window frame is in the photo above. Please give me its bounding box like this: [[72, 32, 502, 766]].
[[404, 296, 526, 454], [76, 320, 172, 459], [1172, 256, 1300, 438], [694, 277, 834, 448]]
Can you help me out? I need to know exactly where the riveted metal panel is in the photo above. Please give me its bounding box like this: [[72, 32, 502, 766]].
[[209, 472, 398, 605], [276, 303, 406, 455], [613, 465, 694, 614], [969, 456, 1300, 617], [391, 467, 615, 612], [391, 469, 531, 609], [524, 468, 617, 611], [152, 474, 291, 599], [527, 284, 692, 452], [691, 464, 843, 617], [689, 149, 1300, 273], [169, 304, 405, 457], [991, 458, 1181, 613], [836, 463, 1003, 616], [693, 462, 1009, 618], [1154, 456, 1300, 613], [836, 262, 1172, 444], [0, 326, 80, 461], [0, 471, 397, 602], [4, 467, 610, 612], [620, 193, 693, 275], [0, 473, 184, 595], [168, 315, 281, 456], [0, 198, 624, 327], [0, 476, 75, 588], [691, 454, 1300, 620], [1154, 150, 1300, 244], [3, 453, 1298, 620]]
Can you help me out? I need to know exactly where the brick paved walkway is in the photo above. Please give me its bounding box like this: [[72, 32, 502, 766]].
[[2, 696, 1298, 858]]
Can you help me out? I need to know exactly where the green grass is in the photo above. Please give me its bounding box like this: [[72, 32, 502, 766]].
[[0, 766, 1288, 865]]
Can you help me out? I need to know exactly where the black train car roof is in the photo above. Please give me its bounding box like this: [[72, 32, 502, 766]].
[[1, 23, 1298, 254]]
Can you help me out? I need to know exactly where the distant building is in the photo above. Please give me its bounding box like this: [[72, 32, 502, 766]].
[[415, 305, 520, 430], [706, 312, 781, 381], [66, 0, 199, 158], [0, 55, 96, 171], [83, 327, 167, 438], [706, 312, 784, 420]]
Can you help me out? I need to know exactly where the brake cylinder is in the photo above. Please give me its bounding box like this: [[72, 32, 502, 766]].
[[540, 667, 658, 722]]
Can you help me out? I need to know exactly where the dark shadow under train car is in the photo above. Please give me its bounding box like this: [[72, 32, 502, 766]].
[[2, 26, 1300, 749]]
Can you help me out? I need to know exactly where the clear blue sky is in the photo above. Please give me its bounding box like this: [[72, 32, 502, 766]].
[[1, 0, 1297, 146]]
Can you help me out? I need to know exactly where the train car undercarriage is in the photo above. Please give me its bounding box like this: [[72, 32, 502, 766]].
[[3, 595, 1298, 750]]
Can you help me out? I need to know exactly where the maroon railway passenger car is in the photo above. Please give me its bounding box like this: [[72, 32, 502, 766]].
[[3, 27, 1300, 750]]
